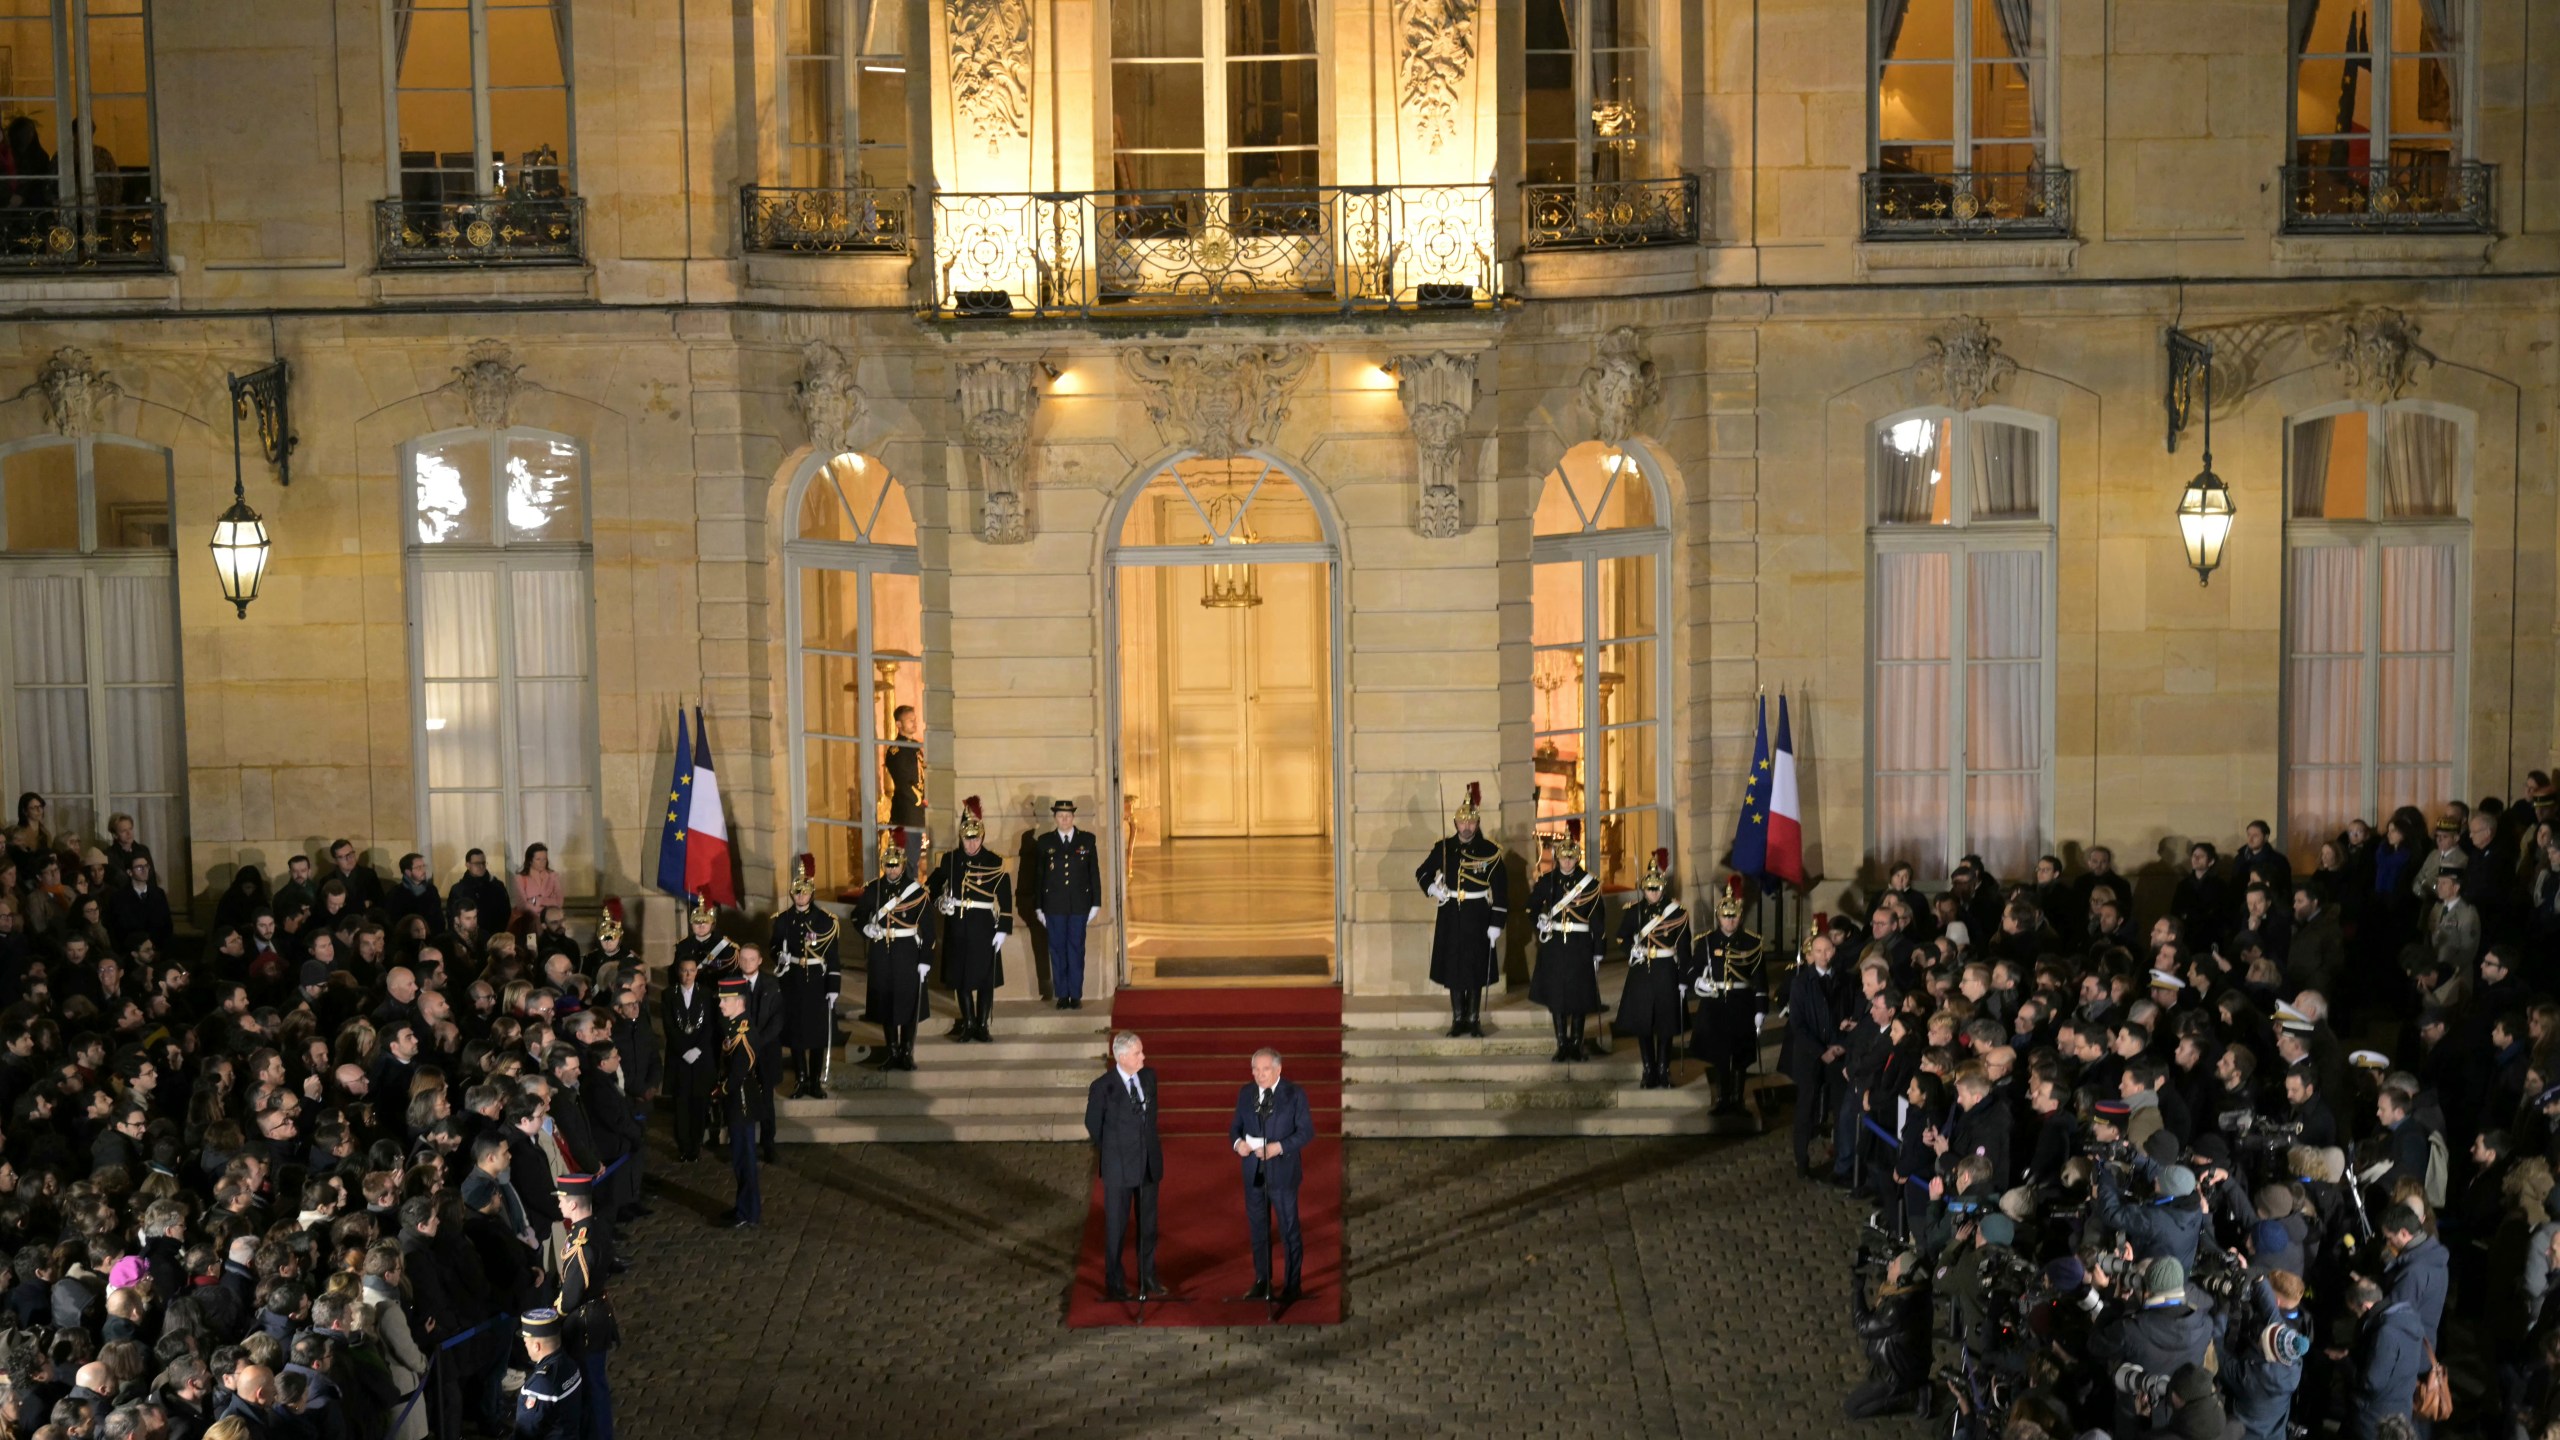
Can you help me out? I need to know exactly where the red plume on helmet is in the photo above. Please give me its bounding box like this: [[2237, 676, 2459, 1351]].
[[1726, 873, 1745, 901], [1466, 781, 1480, 808], [1566, 817, 1582, 843], [889, 826, 907, 850], [964, 795, 983, 822]]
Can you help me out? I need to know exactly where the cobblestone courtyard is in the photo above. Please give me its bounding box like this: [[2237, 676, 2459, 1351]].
[[609, 1130, 1930, 1440]]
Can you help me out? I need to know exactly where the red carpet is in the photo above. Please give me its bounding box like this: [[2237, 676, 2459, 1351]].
[[1066, 987, 1344, 1326]]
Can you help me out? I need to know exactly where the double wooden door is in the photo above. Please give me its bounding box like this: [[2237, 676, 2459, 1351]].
[[1161, 562, 1328, 837]]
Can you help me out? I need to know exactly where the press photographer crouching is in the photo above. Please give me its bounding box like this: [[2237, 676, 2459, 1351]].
[[1845, 1247, 1935, 1419]]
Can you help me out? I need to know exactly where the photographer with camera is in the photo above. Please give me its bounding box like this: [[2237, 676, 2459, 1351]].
[[2089, 1254, 2216, 1435], [1844, 1249, 1935, 1420], [2222, 1269, 2313, 1440], [2092, 1147, 2207, 1271]]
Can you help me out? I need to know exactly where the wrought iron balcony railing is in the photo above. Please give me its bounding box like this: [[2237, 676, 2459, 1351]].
[[930, 184, 1496, 318], [1522, 176, 1701, 250], [741, 184, 912, 254], [374, 195, 585, 268], [1861, 168, 2073, 240], [2281, 160, 2495, 234], [0, 201, 166, 272]]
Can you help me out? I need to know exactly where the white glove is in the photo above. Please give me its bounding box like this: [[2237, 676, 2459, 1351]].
[[1485, 926, 1502, 947], [992, 935, 1005, 954], [1428, 880, 1450, 902], [917, 963, 931, 980], [1754, 1011, 1767, 1033], [1087, 906, 1099, 923], [1535, 918, 1554, 940], [681, 1048, 701, 1065], [938, 895, 958, 916], [863, 923, 884, 941]]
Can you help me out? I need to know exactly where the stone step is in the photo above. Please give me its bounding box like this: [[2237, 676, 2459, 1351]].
[[1340, 1029, 1573, 1058], [1342, 1079, 1711, 1113], [1342, 1108, 1761, 1139], [1342, 993, 1560, 1033], [1344, 1052, 1644, 1083], [774, 1116, 1095, 1144], [779, 1085, 1092, 1119]]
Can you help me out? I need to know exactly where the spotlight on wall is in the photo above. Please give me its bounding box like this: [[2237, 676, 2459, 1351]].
[[214, 360, 294, 618], [2164, 328, 2233, 587]]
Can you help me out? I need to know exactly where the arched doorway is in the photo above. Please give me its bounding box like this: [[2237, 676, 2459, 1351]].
[[1106, 452, 1341, 986]]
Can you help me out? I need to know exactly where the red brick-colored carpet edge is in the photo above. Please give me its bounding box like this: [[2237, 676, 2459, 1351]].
[[1067, 987, 1345, 1327]]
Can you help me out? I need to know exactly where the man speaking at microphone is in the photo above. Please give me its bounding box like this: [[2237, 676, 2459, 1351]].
[[1230, 1047, 1313, 1303]]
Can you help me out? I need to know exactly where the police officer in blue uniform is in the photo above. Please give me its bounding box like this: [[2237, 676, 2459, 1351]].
[[515, 1309, 587, 1439], [1034, 799, 1102, 1009], [552, 1172, 613, 1439], [715, 975, 763, 1227]]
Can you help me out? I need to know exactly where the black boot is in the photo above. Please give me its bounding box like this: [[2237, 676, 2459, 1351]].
[[1549, 1015, 1570, 1064], [1468, 989, 1488, 1038], [1567, 1014, 1588, 1062], [974, 990, 995, 1041], [1447, 991, 1466, 1038]]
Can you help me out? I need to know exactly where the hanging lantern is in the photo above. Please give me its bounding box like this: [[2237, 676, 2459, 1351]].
[[2176, 467, 2235, 586], [1199, 492, 1262, 609], [209, 490, 271, 618]]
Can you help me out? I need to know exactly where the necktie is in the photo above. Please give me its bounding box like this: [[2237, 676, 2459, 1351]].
[[1126, 1075, 1142, 1109]]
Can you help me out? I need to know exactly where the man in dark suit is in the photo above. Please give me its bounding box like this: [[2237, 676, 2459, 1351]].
[[1230, 1048, 1313, 1303], [736, 943, 787, 1162], [660, 953, 717, 1161], [1784, 930, 1846, 1180], [1083, 1031, 1163, 1300], [1034, 799, 1103, 1009]]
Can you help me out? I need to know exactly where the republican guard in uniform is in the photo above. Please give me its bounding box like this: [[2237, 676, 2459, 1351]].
[[1527, 819, 1607, 1061], [583, 913, 634, 979], [1416, 782, 1507, 1037], [934, 796, 1013, 1043], [1035, 799, 1102, 1008], [1612, 849, 1691, 1089], [672, 895, 736, 979], [770, 858, 842, 1098], [1691, 879, 1768, 1114], [858, 828, 934, 1070]]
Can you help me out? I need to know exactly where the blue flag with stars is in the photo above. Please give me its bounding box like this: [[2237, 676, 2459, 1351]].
[[1728, 694, 1772, 879], [655, 708, 693, 895]]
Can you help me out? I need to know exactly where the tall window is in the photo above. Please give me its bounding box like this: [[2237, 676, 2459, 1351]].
[[1873, 0, 2045, 177], [0, 436, 184, 878], [387, 0, 574, 201], [1532, 442, 1670, 894], [2282, 403, 2468, 859], [2291, 0, 2465, 201], [405, 429, 595, 894], [1109, 0, 1318, 191], [777, 0, 908, 188], [1524, 0, 1648, 185], [785, 452, 921, 897], [0, 0, 157, 208], [1868, 408, 2052, 882]]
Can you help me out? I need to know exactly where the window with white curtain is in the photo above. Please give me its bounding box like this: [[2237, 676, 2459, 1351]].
[[386, 0, 574, 202], [776, 0, 908, 189], [1532, 442, 1672, 895], [405, 428, 596, 894], [0, 435, 184, 879], [2282, 403, 2468, 860], [1873, 0, 2048, 177], [1868, 408, 2053, 882], [785, 451, 921, 898]]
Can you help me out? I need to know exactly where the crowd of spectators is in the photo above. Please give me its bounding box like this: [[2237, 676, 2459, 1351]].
[[1799, 785, 2560, 1439], [0, 792, 647, 1440]]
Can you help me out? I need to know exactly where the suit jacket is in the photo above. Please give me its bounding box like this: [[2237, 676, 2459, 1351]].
[[1084, 1065, 1163, 1189], [662, 983, 717, 1072], [1783, 961, 1843, 1080], [740, 971, 786, 1061], [1229, 1078, 1313, 1191], [1034, 828, 1103, 913]]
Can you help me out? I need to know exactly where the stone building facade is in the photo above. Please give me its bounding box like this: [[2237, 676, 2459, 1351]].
[[0, 0, 2551, 996]]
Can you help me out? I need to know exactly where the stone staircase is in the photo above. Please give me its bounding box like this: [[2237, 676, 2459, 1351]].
[[776, 984, 1781, 1143], [773, 999, 1109, 1144], [1340, 991, 1768, 1138]]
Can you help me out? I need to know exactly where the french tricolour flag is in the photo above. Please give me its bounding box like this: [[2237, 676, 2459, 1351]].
[[1767, 695, 1806, 887], [684, 705, 737, 905]]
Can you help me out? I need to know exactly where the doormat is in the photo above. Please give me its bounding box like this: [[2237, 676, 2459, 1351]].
[[1153, 955, 1333, 979]]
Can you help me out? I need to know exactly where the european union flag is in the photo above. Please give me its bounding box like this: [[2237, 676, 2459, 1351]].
[[654, 708, 693, 895], [1728, 694, 1772, 880]]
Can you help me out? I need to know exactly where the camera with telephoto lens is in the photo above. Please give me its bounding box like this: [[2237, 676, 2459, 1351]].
[[2079, 1136, 2137, 1166]]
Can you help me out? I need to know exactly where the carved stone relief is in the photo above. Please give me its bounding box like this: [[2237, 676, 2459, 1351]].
[[946, 0, 1033, 157], [1390, 351, 1478, 539], [1912, 317, 2015, 411], [2324, 307, 2432, 404], [452, 340, 526, 430], [1577, 327, 1657, 446], [1395, 0, 1480, 155], [957, 358, 1044, 544], [35, 347, 119, 438], [794, 340, 871, 458], [1122, 343, 1312, 459]]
